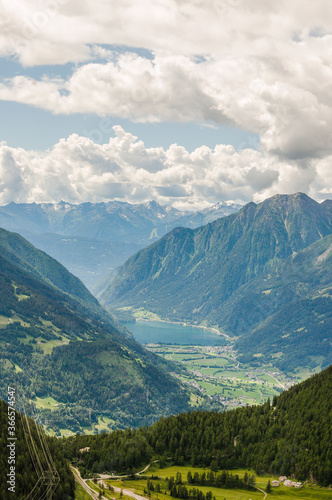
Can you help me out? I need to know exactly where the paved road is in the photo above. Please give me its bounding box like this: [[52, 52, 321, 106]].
[[71, 466, 99, 500], [98, 461, 159, 500], [74, 463, 267, 500], [268, 372, 286, 390], [99, 460, 158, 481], [71, 466, 112, 500]]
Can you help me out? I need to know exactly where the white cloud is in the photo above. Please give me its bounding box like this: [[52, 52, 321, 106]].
[[1, 0, 332, 193], [2, 34, 332, 161], [0, 127, 330, 209], [2, 1, 332, 64], [0, 54, 225, 123]]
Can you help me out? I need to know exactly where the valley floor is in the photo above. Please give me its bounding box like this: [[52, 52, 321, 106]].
[[145, 344, 314, 409]]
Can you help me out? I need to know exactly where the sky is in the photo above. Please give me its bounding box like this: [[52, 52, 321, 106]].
[[0, 0, 331, 210]]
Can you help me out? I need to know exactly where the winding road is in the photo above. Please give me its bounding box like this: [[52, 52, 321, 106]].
[[71, 461, 159, 500], [71, 466, 100, 499], [71, 466, 111, 500], [256, 486, 268, 499]]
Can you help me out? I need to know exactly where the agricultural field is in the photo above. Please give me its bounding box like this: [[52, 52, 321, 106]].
[[102, 465, 332, 500], [95, 415, 113, 433], [34, 395, 62, 411], [145, 344, 312, 408], [132, 308, 162, 321]]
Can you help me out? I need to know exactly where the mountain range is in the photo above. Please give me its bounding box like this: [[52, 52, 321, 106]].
[[99, 193, 332, 373], [0, 200, 241, 289], [0, 226, 191, 433], [1, 192, 331, 495]]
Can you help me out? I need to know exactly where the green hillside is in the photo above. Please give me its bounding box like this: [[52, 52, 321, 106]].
[[0, 227, 97, 307], [99, 193, 332, 371], [0, 227, 190, 432], [0, 226, 129, 334], [63, 363, 332, 486]]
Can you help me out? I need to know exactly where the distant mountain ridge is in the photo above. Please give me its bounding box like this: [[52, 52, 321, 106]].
[[0, 200, 241, 288], [99, 193, 332, 372], [0, 199, 241, 237]]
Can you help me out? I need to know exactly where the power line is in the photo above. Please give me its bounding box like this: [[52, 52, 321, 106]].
[[17, 392, 60, 499]]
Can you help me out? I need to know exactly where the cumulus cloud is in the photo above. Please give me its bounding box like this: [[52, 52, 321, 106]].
[[2, 1, 332, 63], [0, 55, 227, 123], [1, 0, 332, 196], [0, 127, 330, 209], [2, 36, 332, 161]]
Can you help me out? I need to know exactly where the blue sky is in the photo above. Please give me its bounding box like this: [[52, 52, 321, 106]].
[[0, 96, 258, 153], [0, 54, 258, 152], [0, 1, 331, 209]]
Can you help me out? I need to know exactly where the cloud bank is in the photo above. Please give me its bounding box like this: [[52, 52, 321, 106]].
[[0, 0, 332, 205], [0, 126, 330, 209], [1, 1, 332, 164]]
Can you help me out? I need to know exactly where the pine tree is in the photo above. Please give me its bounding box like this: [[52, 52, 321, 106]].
[[266, 480, 271, 493]]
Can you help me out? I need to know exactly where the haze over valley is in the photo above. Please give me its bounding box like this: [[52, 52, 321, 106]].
[[0, 200, 241, 289]]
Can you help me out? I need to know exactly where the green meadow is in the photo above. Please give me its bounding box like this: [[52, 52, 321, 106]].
[[105, 465, 332, 500]]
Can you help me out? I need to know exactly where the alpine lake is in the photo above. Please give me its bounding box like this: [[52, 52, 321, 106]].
[[124, 319, 226, 346]]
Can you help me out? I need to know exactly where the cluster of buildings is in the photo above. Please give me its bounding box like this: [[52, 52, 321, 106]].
[[271, 476, 303, 488]]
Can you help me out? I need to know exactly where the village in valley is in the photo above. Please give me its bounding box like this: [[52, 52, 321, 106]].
[[146, 344, 306, 409]]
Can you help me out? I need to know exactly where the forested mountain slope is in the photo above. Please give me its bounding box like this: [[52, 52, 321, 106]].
[[63, 363, 332, 486], [231, 233, 332, 370], [100, 193, 332, 371], [0, 226, 131, 335], [0, 228, 190, 432]]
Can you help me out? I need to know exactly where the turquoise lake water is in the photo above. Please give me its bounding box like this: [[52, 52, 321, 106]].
[[123, 320, 226, 345]]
